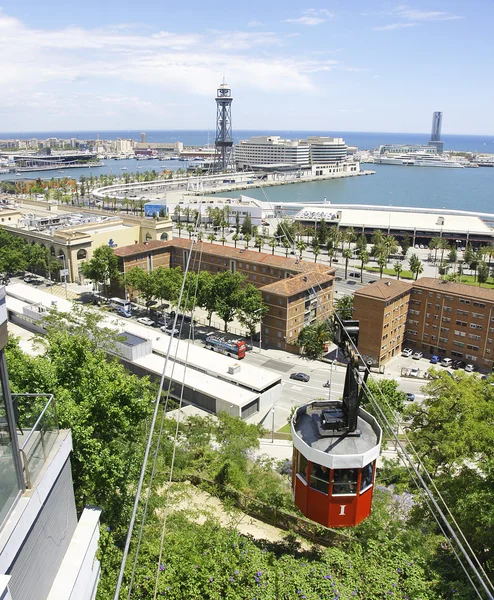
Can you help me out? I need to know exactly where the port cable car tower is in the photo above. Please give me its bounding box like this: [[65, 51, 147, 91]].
[[214, 80, 234, 172]]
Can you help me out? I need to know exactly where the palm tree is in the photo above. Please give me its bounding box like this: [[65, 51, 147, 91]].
[[244, 233, 251, 249], [394, 262, 403, 280], [378, 255, 387, 279], [219, 236, 227, 246], [345, 227, 356, 252], [176, 222, 183, 238], [268, 237, 277, 255], [283, 239, 290, 257], [296, 240, 307, 258], [327, 226, 341, 256], [186, 224, 194, 239], [359, 250, 369, 283], [328, 247, 335, 266], [232, 233, 239, 248], [383, 235, 399, 265], [313, 244, 320, 263], [207, 233, 216, 244], [371, 229, 384, 247], [409, 253, 423, 280], [174, 205, 182, 224], [343, 248, 352, 279], [438, 238, 449, 263], [428, 237, 440, 262], [255, 236, 264, 252]]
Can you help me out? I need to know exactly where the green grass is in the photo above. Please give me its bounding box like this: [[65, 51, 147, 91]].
[[441, 275, 494, 289], [277, 423, 291, 434], [364, 267, 415, 280]]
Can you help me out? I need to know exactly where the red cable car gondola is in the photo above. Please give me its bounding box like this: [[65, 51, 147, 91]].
[[290, 319, 382, 528]]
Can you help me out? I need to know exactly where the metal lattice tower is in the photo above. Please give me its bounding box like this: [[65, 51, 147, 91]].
[[214, 81, 234, 172]]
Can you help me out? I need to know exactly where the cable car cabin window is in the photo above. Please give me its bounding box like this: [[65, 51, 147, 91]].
[[297, 453, 308, 482], [332, 469, 358, 495], [360, 462, 374, 493], [310, 463, 329, 494]]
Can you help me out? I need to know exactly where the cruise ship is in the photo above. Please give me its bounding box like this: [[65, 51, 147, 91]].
[[374, 153, 464, 168]]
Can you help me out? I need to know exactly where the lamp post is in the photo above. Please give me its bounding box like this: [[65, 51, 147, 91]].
[[254, 308, 263, 353], [327, 360, 336, 401], [271, 407, 275, 443], [59, 254, 68, 300]]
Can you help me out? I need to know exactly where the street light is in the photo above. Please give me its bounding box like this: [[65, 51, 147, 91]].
[[58, 254, 68, 300], [254, 308, 263, 353]]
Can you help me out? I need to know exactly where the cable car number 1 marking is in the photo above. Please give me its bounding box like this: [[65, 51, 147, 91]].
[[339, 505, 346, 516]]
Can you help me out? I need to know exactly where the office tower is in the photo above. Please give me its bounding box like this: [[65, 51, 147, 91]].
[[431, 111, 442, 141]]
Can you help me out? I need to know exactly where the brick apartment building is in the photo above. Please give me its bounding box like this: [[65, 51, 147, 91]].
[[354, 277, 494, 370], [113, 239, 335, 352], [353, 279, 412, 365], [406, 278, 494, 370]]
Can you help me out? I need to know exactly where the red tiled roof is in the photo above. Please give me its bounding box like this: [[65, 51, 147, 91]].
[[353, 278, 412, 301], [412, 277, 494, 302], [161, 238, 336, 275], [260, 271, 334, 297], [113, 240, 170, 257]]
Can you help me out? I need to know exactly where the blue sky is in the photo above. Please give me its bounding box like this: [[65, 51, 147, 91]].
[[1, 1, 492, 134]]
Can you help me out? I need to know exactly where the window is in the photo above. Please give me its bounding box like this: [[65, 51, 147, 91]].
[[361, 463, 374, 492], [310, 463, 329, 494], [473, 302, 485, 308], [459, 299, 470, 304], [332, 469, 358, 495], [467, 344, 479, 351], [469, 334, 481, 341], [297, 453, 308, 481], [453, 341, 465, 348], [472, 312, 484, 319], [457, 309, 469, 316], [455, 320, 467, 327]]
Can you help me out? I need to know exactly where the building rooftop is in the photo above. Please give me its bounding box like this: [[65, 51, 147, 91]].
[[260, 270, 334, 297], [160, 238, 335, 275], [293, 204, 494, 236], [412, 277, 494, 302], [353, 278, 412, 301], [113, 240, 169, 257]]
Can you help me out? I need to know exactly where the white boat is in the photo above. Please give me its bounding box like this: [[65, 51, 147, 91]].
[[121, 167, 128, 170], [374, 152, 464, 168]]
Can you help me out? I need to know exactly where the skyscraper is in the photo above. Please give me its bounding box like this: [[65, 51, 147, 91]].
[[428, 111, 444, 153], [431, 111, 442, 141]]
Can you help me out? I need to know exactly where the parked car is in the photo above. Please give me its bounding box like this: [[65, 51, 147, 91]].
[[346, 280, 356, 286], [430, 355, 440, 364], [368, 279, 377, 284], [409, 368, 419, 377], [116, 308, 132, 318], [290, 372, 310, 382], [441, 358, 453, 367], [406, 393, 415, 402], [349, 272, 360, 278], [412, 351, 423, 360], [161, 326, 179, 336], [137, 317, 156, 327], [452, 359, 465, 370], [464, 364, 477, 373], [402, 348, 413, 358]]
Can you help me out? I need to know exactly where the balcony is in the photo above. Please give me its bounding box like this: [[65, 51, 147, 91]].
[[14, 394, 59, 488]]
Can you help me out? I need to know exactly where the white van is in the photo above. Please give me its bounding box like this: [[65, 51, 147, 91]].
[[441, 358, 452, 367]]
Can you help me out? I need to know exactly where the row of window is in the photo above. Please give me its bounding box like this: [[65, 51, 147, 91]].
[[298, 455, 374, 496]]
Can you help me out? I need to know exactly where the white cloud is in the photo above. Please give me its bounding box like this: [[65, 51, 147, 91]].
[[394, 5, 462, 21], [247, 20, 264, 27], [372, 22, 417, 31], [284, 8, 334, 26]]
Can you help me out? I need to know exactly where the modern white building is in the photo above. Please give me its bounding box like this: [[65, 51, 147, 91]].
[[235, 136, 311, 170], [235, 135, 349, 170], [306, 136, 347, 164]]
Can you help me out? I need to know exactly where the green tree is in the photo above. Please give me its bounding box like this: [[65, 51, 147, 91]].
[[81, 245, 119, 296], [124, 267, 155, 309], [363, 378, 406, 428], [409, 253, 423, 280], [297, 320, 332, 359], [254, 235, 264, 253], [401, 233, 412, 257], [241, 214, 253, 236], [27, 243, 47, 274], [207, 233, 217, 244], [296, 240, 307, 258], [477, 260, 489, 286], [312, 243, 320, 263], [232, 232, 239, 248], [359, 249, 369, 283], [268, 237, 277, 255], [197, 270, 217, 326], [243, 233, 251, 249], [237, 284, 267, 337], [343, 247, 352, 278], [394, 261, 403, 280], [335, 294, 353, 319], [214, 271, 246, 332]]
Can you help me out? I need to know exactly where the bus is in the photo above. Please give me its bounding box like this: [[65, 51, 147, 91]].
[[109, 297, 132, 316], [205, 334, 246, 359]]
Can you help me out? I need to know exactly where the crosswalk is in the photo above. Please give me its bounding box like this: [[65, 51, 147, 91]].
[[42, 284, 79, 301]]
